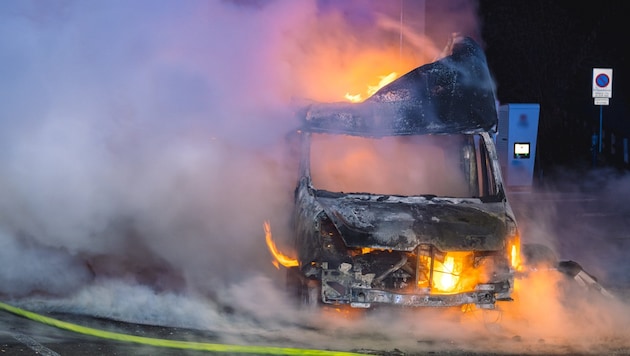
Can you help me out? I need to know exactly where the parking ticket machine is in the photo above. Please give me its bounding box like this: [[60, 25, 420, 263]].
[[496, 103, 540, 190]]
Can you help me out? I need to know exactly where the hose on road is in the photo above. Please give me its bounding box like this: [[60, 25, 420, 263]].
[[0, 300, 367, 355]]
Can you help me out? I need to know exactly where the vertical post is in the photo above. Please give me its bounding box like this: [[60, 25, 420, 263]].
[[599, 105, 603, 153], [399, 0, 403, 63]]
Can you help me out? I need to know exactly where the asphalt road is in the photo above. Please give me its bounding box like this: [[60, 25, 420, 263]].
[[2, 180, 630, 356], [0, 310, 225, 356]]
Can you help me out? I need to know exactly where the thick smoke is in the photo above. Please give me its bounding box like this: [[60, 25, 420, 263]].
[[0, 0, 451, 323], [0, 1, 242, 288], [0, 0, 321, 309], [1, 0, 629, 354], [310, 134, 470, 197]]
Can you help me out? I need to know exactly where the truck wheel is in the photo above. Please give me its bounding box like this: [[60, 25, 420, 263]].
[[286, 267, 321, 310], [300, 279, 322, 310], [521, 243, 558, 269]]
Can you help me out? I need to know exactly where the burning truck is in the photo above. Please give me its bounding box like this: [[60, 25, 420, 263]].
[[265, 36, 610, 311]]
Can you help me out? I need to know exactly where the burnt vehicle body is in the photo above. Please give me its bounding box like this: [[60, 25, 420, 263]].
[[288, 37, 520, 310]]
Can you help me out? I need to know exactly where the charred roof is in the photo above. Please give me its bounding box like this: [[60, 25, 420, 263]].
[[300, 36, 498, 136]]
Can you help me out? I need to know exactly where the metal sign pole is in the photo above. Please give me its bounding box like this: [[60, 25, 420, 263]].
[[592, 68, 613, 155], [599, 105, 603, 153]]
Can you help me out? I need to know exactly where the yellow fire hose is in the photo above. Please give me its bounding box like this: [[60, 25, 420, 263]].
[[0, 301, 368, 355]]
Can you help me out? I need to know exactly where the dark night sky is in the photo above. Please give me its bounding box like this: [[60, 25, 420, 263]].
[[475, 1, 627, 173]]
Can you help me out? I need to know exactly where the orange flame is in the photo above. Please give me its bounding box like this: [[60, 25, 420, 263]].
[[512, 242, 522, 271], [419, 251, 480, 294], [345, 72, 398, 103], [263, 220, 298, 269], [436, 255, 461, 291]]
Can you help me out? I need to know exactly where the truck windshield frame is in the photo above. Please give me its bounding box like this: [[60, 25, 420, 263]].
[[308, 132, 496, 199]]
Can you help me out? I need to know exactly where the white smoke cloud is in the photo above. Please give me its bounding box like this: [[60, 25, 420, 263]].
[[0, 0, 316, 299]]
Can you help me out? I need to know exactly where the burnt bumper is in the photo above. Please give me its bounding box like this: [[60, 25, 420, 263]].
[[321, 269, 511, 309]]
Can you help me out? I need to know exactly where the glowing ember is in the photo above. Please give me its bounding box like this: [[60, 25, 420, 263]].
[[345, 72, 398, 103], [263, 221, 298, 269]]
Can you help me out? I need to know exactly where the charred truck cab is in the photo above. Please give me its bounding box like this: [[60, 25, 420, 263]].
[[288, 37, 520, 310]]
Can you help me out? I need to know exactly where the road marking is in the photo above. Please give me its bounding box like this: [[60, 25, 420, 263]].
[[12, 332, 60, 356]]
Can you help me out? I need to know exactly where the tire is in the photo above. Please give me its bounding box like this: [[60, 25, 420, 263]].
[[286, 267, 322, 310], [301, 279, 322, 310], [286, 266, 301, 301], [521, 243, 558, 269]]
